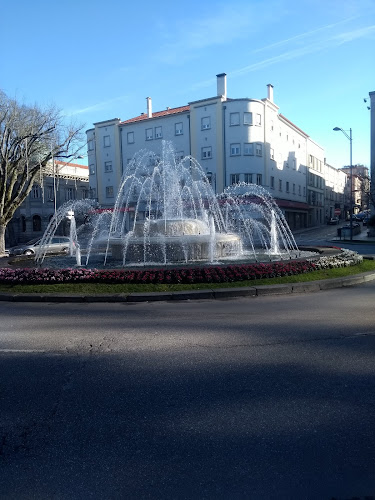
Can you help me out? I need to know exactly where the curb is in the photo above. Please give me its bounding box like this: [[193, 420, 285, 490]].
[[0, 271, 374, 303]]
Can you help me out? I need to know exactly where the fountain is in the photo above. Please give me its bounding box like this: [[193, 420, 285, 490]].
[[32, 142, 305, 269], [217, 182, 299, 261]]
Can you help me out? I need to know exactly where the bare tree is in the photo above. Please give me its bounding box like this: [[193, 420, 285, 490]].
[[0, 90, 85, 255]]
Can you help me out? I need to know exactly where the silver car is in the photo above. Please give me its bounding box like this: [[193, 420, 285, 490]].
[[9, 237, 72, 257]]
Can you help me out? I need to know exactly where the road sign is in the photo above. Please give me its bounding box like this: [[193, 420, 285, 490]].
[[334, 209, 341, 215]]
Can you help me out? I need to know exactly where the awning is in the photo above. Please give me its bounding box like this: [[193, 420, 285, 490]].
[[275, 199, 310, 210]]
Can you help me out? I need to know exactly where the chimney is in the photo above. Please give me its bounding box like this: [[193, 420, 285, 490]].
[[267, 84, 274, 103], [146, 97, 152, 118], [216, 73, 227, 100]]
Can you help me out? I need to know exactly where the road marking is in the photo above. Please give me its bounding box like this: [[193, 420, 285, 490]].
[[0, 349, 46, 353]]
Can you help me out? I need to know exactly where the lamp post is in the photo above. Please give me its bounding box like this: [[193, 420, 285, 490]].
[[333, 127, 353, 241]]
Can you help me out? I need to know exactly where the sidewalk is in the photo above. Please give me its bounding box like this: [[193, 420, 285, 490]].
[[333, 229, 375, 244]]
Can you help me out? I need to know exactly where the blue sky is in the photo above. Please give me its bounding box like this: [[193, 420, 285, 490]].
[[2, 0, 374, 169]]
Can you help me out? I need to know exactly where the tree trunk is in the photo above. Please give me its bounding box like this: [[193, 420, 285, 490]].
[[0, 223, 7, 256]]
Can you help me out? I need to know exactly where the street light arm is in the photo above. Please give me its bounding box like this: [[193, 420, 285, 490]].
[[333, 127, 351, 141]]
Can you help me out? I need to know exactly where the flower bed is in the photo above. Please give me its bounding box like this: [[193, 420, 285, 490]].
[[0, 250, 362, 286]]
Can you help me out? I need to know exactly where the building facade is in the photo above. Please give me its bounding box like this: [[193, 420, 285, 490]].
[[7, 161, 89, 246], [324, 162, 346, 220], [339, 165, 370, 216], [87, 74, 343, 230]]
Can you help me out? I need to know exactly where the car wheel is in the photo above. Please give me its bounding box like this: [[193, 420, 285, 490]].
[[24, 250, 34, 256]]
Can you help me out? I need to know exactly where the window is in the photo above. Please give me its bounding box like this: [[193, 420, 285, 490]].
[[303, 187, 306, 197], [47, 186, 54, 201], [32, 185, 40, 199], [90, 164, 95, 175], [88, 139, 94, 151], [243, 112, 252, 125], [175, 122, 183, 135], [244, 143, 254, 155], [65, 187, 75, 201], [270, 176, 275, 189], [82, 189, 89, 199], [146, 128, 153, 140], [255, 143, 262, 156], [32, 215, 41, 232], [106, 186, 114, 198], [201, 116, 211, 130], [286, 182, 290, 192], [175, 151, 184, 161], [270, 148, 274, 160], [255, 113, 261, 126], [293, 159, 296, 169], [270, 120, 274, 131], [256, 174, 262, 185], [230, 143, 240, 156], [104, 161, 112, 172], [244, 173, 253, 183], [90, 187, 96, 199], [155, 126, 162, 138], [298, 185, 301, 196], [127, 132, 134, 144], [279, 179, 282, 191], [285, 161, 289, 168], [230, 112, 240, 126], [201, 146, 212, 159], [293, 183, 296, 194], [103, 135, 110, 147], [230, 174, 240, 185]]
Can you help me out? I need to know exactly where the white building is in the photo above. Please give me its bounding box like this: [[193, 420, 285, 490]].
[[324, 162, 346, 220], [8, 160, 89, 246], [87, 73, 330, 229]]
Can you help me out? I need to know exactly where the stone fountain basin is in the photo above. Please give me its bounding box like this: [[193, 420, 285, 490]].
[[133, 218, 211, 237], [109, 232, 242, 262]]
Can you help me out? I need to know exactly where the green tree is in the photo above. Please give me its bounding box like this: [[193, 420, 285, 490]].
[[0, 90, 84, 255]]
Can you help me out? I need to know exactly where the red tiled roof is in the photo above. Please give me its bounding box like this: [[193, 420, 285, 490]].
[[55, 160, 88, 170], [120, 105, 190, 124]]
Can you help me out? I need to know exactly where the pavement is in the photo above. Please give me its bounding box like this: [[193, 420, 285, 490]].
[[1, 246, 375, 303]]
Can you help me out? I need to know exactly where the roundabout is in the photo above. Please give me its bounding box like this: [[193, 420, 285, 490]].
[[1, 246, 374, 302]]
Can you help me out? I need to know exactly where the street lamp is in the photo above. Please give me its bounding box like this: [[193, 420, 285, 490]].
[[333, 127, 353, 240]]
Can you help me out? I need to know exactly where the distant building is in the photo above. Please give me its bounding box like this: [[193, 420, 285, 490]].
[[7, 160, 89, 246], [339, 165, 370, 215], [324, 162, 346, 220], [87, 74, 331, 229]]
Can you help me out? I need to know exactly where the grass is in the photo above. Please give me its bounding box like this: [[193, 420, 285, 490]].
[[0, 259, 374, 295]]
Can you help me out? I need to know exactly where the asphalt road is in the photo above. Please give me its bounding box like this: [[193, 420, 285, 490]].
[[1, 282, 375, 499], [294, 222, 375, 256]]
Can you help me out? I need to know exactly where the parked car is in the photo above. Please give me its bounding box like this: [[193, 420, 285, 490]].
[[327, 217, 339, 225], [9, 237, 72, 257]]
